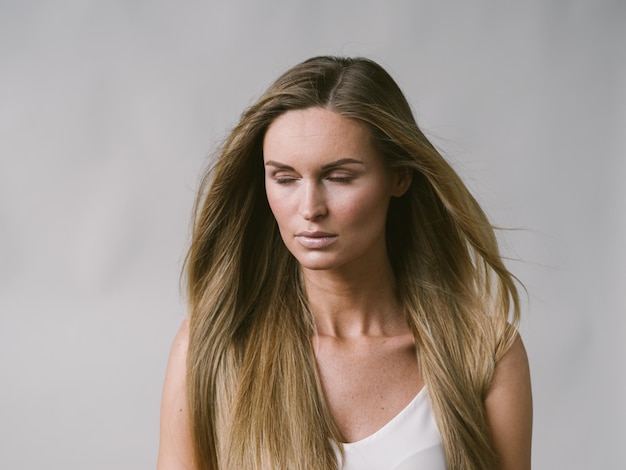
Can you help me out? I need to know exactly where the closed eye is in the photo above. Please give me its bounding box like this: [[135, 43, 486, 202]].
[[275, 176, 297, 184], [326, 175, 355, 183], [325, 170, 357, 183], [269, 171, 299, 184]]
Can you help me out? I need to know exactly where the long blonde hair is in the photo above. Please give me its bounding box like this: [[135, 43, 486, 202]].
[[185, 56, 520, 469]]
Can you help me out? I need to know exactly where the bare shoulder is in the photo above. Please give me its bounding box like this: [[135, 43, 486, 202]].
[[157, 319, 196, 470], [485, 332, 533, 470]]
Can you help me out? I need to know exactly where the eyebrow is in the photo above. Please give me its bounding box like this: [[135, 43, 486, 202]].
[[264, 158, 365, 170]]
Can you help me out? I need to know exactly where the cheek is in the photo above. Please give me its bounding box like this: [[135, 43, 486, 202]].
[[265, 189, 291, 228], [338, 190, 390, 227]]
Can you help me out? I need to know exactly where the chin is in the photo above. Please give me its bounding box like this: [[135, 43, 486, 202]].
[[299, 262, 339, 271], [295, 258, 339, 272], [291, 250, 345, 272]]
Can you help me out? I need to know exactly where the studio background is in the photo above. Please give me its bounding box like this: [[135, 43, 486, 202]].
[[1, 1, 624, 468]]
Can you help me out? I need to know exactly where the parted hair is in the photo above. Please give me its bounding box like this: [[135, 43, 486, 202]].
[[185, 56, 520, 469]]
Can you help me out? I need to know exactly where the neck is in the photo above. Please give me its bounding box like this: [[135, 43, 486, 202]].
[[302, 258, 407, 339]]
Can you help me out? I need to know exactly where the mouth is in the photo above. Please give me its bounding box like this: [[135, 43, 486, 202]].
[[295, 231, 338, 249]]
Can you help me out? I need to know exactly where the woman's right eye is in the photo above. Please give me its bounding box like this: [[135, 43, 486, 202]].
[[275, 175, 297, 184]]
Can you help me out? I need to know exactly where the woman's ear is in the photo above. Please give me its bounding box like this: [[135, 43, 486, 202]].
[[391, 168, 412, 197]]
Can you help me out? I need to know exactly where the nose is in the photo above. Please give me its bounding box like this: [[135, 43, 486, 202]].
[[299, 181, 327, 220]]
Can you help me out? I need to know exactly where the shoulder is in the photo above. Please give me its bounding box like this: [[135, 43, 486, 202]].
[[168, 318, 190, 362], [485, 332, 533, 470], [161, 320, 190, 401], [157, 319, 196, 469]]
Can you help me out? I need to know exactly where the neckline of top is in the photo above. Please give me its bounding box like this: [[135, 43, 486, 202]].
[[341, 386, 428, 447]]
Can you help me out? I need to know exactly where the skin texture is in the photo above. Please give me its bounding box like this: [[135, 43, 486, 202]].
[[157, 107, 532, 468]]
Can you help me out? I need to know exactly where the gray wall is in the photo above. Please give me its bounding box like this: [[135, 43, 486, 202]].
[[1, 1, 624, 468]]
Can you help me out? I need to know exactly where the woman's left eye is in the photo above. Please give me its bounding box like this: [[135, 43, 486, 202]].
[[326, 174, 355, 183]]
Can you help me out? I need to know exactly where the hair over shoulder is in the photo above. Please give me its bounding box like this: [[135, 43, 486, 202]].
[[185, 56, 521, 470]]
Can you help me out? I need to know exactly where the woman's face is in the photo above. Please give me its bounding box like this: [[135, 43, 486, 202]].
[[263, 107, 408, 273]]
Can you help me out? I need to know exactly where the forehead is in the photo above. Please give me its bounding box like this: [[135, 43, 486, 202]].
[[263, 107, 379, 163]]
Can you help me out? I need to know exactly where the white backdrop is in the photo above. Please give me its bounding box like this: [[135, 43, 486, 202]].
[[1, 1, 624, 468]]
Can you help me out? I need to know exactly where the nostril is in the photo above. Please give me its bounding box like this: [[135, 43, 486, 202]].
[[300, 205, 326, 220]]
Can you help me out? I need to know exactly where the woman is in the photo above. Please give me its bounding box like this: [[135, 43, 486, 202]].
[[158, 56, 532, 469]]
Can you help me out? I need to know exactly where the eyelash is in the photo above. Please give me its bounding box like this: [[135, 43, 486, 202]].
[[326, 176, 354, 183], [275, 177, 296, 184]]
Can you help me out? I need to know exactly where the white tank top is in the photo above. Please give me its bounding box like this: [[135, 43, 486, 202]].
[[336, 388, 447, 470]]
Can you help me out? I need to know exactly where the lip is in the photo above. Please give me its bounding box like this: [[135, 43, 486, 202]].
[[295, 231, 338, 249]]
